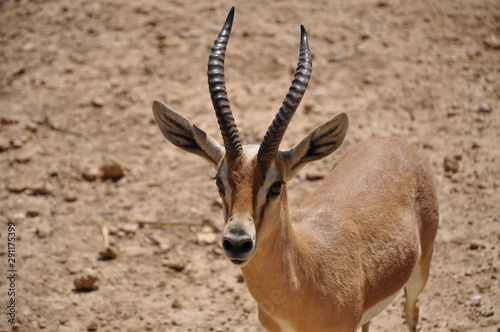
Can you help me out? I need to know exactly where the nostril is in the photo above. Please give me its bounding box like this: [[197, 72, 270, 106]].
[[222, 239, 234, 253], [240, 240, 253, 254]]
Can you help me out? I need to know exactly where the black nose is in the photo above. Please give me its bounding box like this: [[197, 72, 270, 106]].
[[222, 233, 254, 259]]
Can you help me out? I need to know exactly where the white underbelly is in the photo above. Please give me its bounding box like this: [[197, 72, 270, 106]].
[[357, 289, 401, 328], [274, 293, 401, 332], [275, 317, 297, 332], [272, 288, 403, 331]]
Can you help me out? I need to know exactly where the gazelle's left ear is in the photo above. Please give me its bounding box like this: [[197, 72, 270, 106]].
[[280, 113, 349, 181], [153, 100, 224, 168]]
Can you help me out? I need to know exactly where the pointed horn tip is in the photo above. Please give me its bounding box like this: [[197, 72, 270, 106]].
[[300, 25, 309, 48], [216, 7, 235, 37], [225, 7, 235, 26]]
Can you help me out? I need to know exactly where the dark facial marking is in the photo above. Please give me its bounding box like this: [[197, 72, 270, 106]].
[[214, 175, 225, 196], [266, 180, 285, 200]]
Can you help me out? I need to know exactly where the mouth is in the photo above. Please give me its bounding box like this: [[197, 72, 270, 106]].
[[230, 259, 247, 265]]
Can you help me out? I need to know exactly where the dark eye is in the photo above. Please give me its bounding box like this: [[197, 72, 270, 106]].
[[215, 177, 225, 195], [267, 181, 284, 199]]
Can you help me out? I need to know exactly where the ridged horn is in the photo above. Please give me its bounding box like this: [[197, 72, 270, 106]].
[[258, 25, 312, 161], [208, 7, 242, 159]]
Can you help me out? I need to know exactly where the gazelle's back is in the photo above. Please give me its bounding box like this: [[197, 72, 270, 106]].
[[296, 137, 437, 231]]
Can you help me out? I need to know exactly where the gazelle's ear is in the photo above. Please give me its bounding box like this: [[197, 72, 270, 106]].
[[280, 113, 348, 181], [152, 100, 224, 168]]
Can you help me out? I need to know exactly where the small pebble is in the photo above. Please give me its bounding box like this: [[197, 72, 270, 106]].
[[0, 117, 18, 125], [26, 209, 40, 217], [212, 246, 224, 256], [10, 139, 24, 148], [478, 103, 492, 113], [162, 259, 187, 272], [477, 182, 487, 189], [22, 43, 36, 52], [87, 321, 98, 331], [469, 241, 486, 250], [82, 167, 100, 182], [24, 120, 37, 130], [91, 98, 104, 107], [38, 319, 47, 329], [74, 274, 99, 291], [98, 246, 118, 260], [6, 182, 28, 193], [100, 160, 125, 181], [197, 232, 217, 245], [64, 194, 78, 202], [477, 306, 494, 317], [362, 75, 374, 85], [0, 138, 10, 151], [360, 32, 370, 40], [447, 109, 458, 117], [35, 227, 50, 239], [171, 298, 182, 309], [470, 295, 482, 301], [443, 155, 459, 173], [28, 183, 52, 196], [12, 67, 25, 77], [483, 34, 500, 49], [119, 223, 138, 235], [14, 152, 32, 163]]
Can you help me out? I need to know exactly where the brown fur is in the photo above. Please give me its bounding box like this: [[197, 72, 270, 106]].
[[153, 99, 438, 331], [239, 137, 438, 331]]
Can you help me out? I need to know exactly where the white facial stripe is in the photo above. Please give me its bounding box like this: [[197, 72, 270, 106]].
[[217, 161, 232, 220]]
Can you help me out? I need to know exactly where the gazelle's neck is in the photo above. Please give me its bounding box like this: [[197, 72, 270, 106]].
[[242, 192, 304, 296]]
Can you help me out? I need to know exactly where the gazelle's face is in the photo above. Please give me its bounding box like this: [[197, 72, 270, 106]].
[[215, 146, 286, 266]]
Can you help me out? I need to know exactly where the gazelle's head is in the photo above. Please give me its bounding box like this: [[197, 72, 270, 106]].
[[153, 8, 348, 266]]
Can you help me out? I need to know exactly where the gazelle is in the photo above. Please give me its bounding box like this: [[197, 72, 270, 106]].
[[152, 7, 439, 332]]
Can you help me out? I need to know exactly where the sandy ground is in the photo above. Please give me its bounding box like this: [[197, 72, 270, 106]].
[[0, 0, 499, 331]]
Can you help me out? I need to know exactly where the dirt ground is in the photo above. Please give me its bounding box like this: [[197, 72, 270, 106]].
[[0, 0, 499, 331]]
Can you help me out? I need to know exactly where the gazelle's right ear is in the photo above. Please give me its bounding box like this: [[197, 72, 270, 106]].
[[280, 113, 349, 181], [152, 100, 224, 168]]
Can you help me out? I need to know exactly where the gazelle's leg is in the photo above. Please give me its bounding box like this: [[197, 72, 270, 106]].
[[361, 321, 370, 332], [404, 247, 433, 332]]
